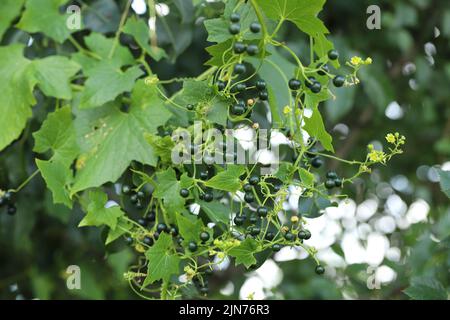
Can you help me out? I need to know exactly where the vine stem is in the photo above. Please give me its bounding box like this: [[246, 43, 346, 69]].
[[9, 169, 40, 193], [108, 0, 131, 59]]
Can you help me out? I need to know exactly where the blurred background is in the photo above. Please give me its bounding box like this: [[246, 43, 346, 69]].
[[0, 0, 449, 299]]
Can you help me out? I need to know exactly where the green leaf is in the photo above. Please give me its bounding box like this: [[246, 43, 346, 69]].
[[143, 233, 180, 285], [79, 189, 124, 229], [17, 0, 74, 43], [123, 16, 167, 61], [33, 106, 79, 207], [298, 187, 333, 218], [438, 169, 450, 198], [205, 40, 233, 67], [325, 85, 356, 123], [255, 0, 328, 36], [176, 213, 204, 244], [299, 168, 315, 187], [106, 217, 132, 245], [0, 44, 37, 151], [205, 165, 245, 193], [404, 278, 448, 300], [153, 169, 193, 215], [273, 162, 293, 181], [304, 95, 334, 152], [145, 134, 175, 164], [0, 0, 25, 40], [79, 62, 143, 109], [33, 56, 81, 100], [71, 81, 171, 194], [197, 200, 231, 225], [228, 238, 260, 268]]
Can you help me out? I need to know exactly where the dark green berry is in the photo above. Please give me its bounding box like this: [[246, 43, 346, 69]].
[[187, 104, 194, 111], [233, 42, 246, 54], [315, 265, 325, 275], [298, 229, 311, 240], [143, 236, 153, 246], [199, 286, 209, 294], [229, 23, 241, 35], [135, 201, 144, 209], [203, 192, 213, 202], [265, 232, 275, 241], [236, 83, 247, 92], [217, 80, 226, 91], [328, 49, 339, 60], [257, 206, 268, 217], [333, 75, 345, 87], [334, 178, 343, 187], [188, 241, 198, 252], [7, 205, 16, 215], [234, 63, 246, 74], [138, 218, 147, 227], [246, 44, 259, 56], [200, 171, 208, 180], [326, 171, 338, 179], [157, 223, 167, 233], [145, 211, 156, 223], [284, 232, 295, 241], [317, 63, 329, 76], [249, 176, 260, 185], [234, 215, 245, 226], [305, 77, 317, 89], [256, 80, 266, 90], [272, 244, 282, 252], [125, 236, 133, 245], [310, 82, 322, 93], [130, 194, 139, 204], [325, 179, 336, 189], [137, 191, 145, 199], [288, 78, 301, 90], [258, 90, 268, 100], [311, 157, 324, 168], [180, 188, 189, 198], [244, 192, 255, 203], [230, 13, 240, 23], [250, 22, 261, 33], [170, 226, 178, 236], [231, 104, 246, 116], [250, 227, 261, 236], [249, 215, 258, 224], [243, 183, 253, 192], [200, 231, 210, 242]]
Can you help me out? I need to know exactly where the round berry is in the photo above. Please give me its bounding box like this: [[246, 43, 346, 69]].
[[230, 13, 240, 23], [244, 192, 255, 203], [188, 241, 198, 252], [249, 176, 260, 185], [258, 90, 268, 100], [170, 226, 178, 236], [233, 42, 246, 54], [199, 286, 209, 294], [317, 63, 329, 76], [229, 23, 241, 35], [231, 104, 246, 116], [138, 218, 147, 227], [125, 236, 133, 245], [334, 178, 343, 187], [137, 191, 145, 199], [325, 179, 335, 189], [249, 215, 258, 224], [187, 104, 194, 111], [326, 171, 338, 179], [234, 63, 246, 74], [311, 157, 323, 168], [288, 78, 301, 90], [143, 236, 153, 246], [122, 185, 131, 195], [200, 231, 210, 242], [284, 232, 295, 241], [250, 227, 261, 236], [203, 192, 214, 202], [310, 82, 322, 93], [298, 229, 311, 240], [234, 215, 245, 226], [200, 171, 208, 180], [256, 80, 266, 90], [272, 244, 282, 252], [130, 194, 139, 204], [146, 211, 156, 223], [217, 80, 226, 91], [135, 201, 144, 209], [315, 265, 325, 275], [257, 206, 268, 217], [328, 49, 339, 60], [180, 188, 189, 198], [305, 77, 317, 89], [157, 223, 167, 233], [333, 75, 345, 87], [265, 232, 275, 241], [235, 83, 247, 92], [243, 183, 253, 192], [250, 22, 261, 33], [246, 44, 259, 56]]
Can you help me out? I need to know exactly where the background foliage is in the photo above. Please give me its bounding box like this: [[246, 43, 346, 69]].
[[0, 0, 449, 300]]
